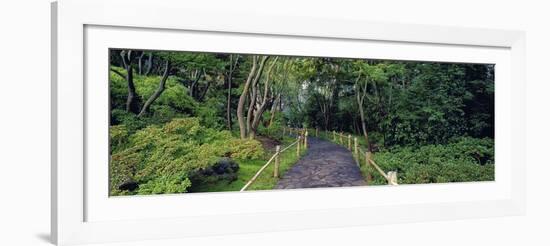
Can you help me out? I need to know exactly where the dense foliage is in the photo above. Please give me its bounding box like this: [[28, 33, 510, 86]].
[[368, 137, 494, 184], [109, 118, 264, 195], [108, 48, 495, 195], [299, 60, 494, 147]]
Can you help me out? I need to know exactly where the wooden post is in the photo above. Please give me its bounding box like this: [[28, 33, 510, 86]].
[[354, 137, 358, 157], [365, 150, 372, 184], [339, 133, 343, 144], [316, 128, 319, 137], [387, 171, 398, 185], [304, 130, 308, 149], [347, 134, 352, 150], [297, 136, 301, 157], [333, 131, 336, 141], [365, 151, 371, 166], [274, 145, 281, 178], [283, 127, 286, 136]]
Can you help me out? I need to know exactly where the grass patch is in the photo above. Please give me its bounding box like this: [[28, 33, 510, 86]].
[[355, 153, 387, 185], [189, 135, 307, 192]]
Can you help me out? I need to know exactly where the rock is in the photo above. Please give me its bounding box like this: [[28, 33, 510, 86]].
[[212, 157, 239, 174], [118, 180, 139, 191], [201, 167, 214, 176], [189, 157, 240, 187]]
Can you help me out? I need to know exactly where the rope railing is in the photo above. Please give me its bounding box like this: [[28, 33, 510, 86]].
[[283, 127, 306, 137], [240, 134, 305, 192], [279, 126, 398, 186], [281, 138, 300, 152], [316, 128, 399, 186], [364, 151, 398, 185]]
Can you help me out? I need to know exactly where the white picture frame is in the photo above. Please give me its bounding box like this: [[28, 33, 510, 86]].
[[51, 0, 526, 245]]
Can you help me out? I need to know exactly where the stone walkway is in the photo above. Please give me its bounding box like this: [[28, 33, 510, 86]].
[[275, 137, 366, 189]]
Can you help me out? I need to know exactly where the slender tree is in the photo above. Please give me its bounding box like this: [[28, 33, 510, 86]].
[[249, 57, 278, 138], [144, 52, 153, 76], [237, 55, 269, 139], [137, 60, 171, 117], [112, 50, 141, 114], [225, 54, 240, 130], [188, 69, 204, 98], [354, 74, 372, 151]]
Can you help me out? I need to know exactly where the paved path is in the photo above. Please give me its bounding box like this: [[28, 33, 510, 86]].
[[275, 137, 366, 189]]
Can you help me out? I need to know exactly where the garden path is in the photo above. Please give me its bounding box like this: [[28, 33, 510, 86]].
[[275, 137, 366, 189]]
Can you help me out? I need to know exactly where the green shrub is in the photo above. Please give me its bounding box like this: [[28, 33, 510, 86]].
[[110, 109, 151, 137], [109, 141, 147, 195], [149, 105, 182, 124], [227, 139, 265, 160], [137, 176, 192, 195], [109, 125, 129, 152], [109, 117, 251, 195], [195, 97, 225, 129], [259, 111, 284, 140], [368, 137, 494, 185]]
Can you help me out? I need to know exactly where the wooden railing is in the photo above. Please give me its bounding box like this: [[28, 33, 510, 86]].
[[363, 151, 398, 185], [318, 129, 398, 185], [240, 132, 307, 192], [241, 126, 397, 191]]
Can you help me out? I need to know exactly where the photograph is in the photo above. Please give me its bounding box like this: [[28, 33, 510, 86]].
[[109, 49, 495, 196]]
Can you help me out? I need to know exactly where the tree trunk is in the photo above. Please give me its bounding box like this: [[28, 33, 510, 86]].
[[245, 56, 269, 138], [226, 55, 239, 130], [237, 56, 268, 139], [268, 93, 281, 127], [120, 50, 140, 114], [358, 105, 370, 151], [125, 66, 140, 114], [197, 81, 210, 101], [137, 61, 170, 117], [246, 83, 257, 135], [144, 52, 153, 76], [188, 69, 204, 99], [138, 52, 145, 75], [316, 95, 330, 131], [227, 76, 232, 130], [249, 57, 278, 138], [356, 79, 372, 152]]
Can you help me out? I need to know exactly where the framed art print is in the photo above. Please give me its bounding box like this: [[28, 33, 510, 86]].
[[51, 0, 526, 245]]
